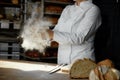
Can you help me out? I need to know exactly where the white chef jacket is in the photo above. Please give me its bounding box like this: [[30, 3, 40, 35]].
[[53, 1, 101, 64]]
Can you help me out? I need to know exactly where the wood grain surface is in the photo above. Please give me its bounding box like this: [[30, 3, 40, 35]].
[[0, 59, 88, 80]]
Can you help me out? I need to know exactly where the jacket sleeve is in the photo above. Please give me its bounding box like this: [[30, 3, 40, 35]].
[[53, 6, 101, 45], [54, 5, 70, 27]]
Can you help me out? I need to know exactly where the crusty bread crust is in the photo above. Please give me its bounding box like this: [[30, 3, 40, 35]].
[[89, 65, 120, 80], [89, 59, 120, 80], [70, 58, 97, 79], [97, 59, 114, 68]]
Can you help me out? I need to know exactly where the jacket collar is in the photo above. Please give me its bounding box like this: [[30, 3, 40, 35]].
[[74, 0, 93, 11]]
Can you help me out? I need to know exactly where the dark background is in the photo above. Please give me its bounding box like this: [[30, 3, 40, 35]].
[[93, 0, 120, 70]]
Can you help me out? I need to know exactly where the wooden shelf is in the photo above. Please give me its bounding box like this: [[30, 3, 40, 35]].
[[44, 12, 61, 16], [45, 0, 73, 5], [0, 2, 20, 7]]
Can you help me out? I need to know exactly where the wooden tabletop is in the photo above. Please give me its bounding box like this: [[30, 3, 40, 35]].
[[0, 59, 88, 80]]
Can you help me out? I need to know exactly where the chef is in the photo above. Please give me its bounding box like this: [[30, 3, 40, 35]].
[[47, 0, 101, 65]]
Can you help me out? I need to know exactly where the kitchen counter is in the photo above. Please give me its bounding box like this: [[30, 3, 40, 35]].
[[0, 59, 88, 80]]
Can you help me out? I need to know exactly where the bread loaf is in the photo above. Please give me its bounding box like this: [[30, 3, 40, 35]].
[[46, 17, 58, 25], [89, 65, 120, 80], [97, 59, 114, 68], [45, 5, 63, 13], [50, 0, 72, 2], [89, 59, 120, 80], [69, 58, 97, 79]]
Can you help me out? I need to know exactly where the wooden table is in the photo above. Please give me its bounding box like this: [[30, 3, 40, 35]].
[[0, 59, 88, 80]]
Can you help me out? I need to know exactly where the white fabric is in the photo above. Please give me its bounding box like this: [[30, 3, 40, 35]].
[[53, 1, 101, 64]]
